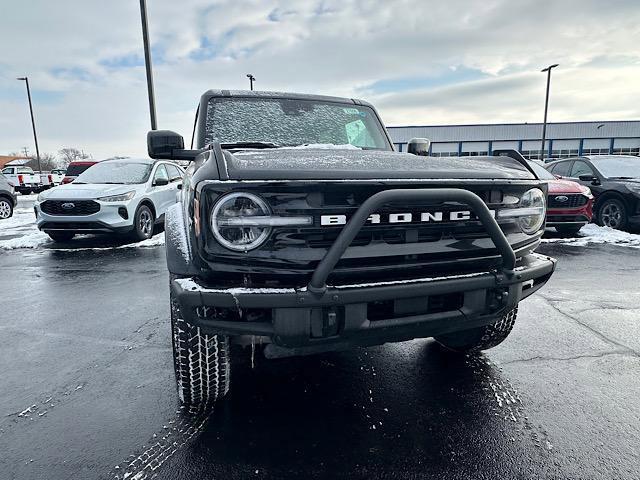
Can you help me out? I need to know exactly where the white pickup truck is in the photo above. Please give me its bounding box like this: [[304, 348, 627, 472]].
[[39, 169, 66, 190], [1, 166, 42, 194]]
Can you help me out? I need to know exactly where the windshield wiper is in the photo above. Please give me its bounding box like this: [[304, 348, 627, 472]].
[[221, 141, 281, 149], [102, 182, 125, 184], [610, 176, 636, 180]]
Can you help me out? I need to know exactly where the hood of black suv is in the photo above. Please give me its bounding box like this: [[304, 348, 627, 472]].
[[221, 148, 534, 181]]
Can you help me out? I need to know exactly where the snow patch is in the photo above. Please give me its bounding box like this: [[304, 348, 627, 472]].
[[542, 224, 640, 249], [175, 278, 295, 295]]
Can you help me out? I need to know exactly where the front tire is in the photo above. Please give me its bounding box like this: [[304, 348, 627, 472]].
[[0, 198, 13, 219], [598, 198, 627, 230], [171, 289, 231, 410], [434, 308, 518, 353], [46, 231, 75, 242], [132, 204, 155, 241]]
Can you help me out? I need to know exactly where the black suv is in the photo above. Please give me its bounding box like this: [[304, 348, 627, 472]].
[[546, 155, 640, 230], [149, 90, 556, 409]]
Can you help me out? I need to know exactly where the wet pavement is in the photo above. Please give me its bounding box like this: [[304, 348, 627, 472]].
[[0, 226, 639, 479]]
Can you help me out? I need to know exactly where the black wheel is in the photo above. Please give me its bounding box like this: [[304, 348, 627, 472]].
[[132, 204, 155, 241], [171, 287, 231, 410], [598, 198, 627, 230], [0, 198, 13, 219], [435, 308, 518, 353], [46, 231, 75, 242], [555, 225, 582, 235]]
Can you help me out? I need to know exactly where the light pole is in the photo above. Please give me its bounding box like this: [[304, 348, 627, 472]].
[[139, 0, 157, 130], [246, 74, 255, 91], [540, 64, 559, 162], [16, 77, 42, 173]]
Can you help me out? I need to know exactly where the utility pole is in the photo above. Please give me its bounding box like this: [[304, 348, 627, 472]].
[[16, 77, 42, 173], [139, 0, 157, 130], [246, 74, 255, 91], [540, 64, 559, 162]]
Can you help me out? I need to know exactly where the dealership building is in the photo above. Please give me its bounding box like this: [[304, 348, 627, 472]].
[[387, 120, 640, 161]]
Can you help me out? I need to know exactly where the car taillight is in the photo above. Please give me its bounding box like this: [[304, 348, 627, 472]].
[[18, 175, 24, 185], [48, 175, 53, 183]]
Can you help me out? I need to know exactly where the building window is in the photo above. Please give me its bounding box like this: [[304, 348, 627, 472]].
[[612, 147, 640, 156], [460, 151, 488, 157], [582, 148, 610, 155], [431, 151, 459, 157]]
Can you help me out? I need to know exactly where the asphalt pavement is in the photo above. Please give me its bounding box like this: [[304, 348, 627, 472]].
[[1, 222, 639, 479]]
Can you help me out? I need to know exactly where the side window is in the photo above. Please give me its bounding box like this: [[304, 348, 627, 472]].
[[570, 161, 594, 178], [550, 161, 571, 176], [153, 165, 169, 184], [166, 164, 183, 182], [2, 168, 13, 174]]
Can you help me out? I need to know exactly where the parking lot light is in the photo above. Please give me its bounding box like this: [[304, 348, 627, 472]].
[[16, 76, 42, 174], [540, 64, 559, 162]]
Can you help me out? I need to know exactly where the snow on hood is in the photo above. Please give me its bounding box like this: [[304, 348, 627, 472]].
[[224, 148, 534, 181], [38, 183, 139, 201], [542, 224, 640, 249]]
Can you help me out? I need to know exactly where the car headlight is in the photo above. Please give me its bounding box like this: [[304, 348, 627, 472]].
[[497, 188, 546, 234], [211, 192, 272, 251], [97, 191, 135, 202], [210, 192, 312, 251], [36, 192, 44, 202]]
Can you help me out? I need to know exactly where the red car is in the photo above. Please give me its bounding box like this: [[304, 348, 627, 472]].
[[527, 161, 594, 234], [61, 160, 99, 184]]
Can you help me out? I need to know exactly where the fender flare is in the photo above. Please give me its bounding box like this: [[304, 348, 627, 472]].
[[165, 203, 199, 276]]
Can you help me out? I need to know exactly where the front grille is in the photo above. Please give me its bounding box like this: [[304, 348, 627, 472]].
[[41, 200, 100, 216], [548, 194, 588, 209]]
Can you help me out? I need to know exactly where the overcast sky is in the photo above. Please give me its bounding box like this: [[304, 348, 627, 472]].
[[2, 0, 640, 159]]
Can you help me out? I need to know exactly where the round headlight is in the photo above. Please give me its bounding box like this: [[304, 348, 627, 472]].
[[518, 188, 546, 234], [210, 192, 271, 251]]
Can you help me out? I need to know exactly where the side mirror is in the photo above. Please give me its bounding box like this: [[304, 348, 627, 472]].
[[154, 177, 169, 187], [177, 183, 183, 190], [407, 138, 430, 156], [579, 174, 600, 185], [147, 130, 185, 159]]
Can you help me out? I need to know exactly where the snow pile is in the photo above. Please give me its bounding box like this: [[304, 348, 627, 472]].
[[542, 224, 640, 249], [0, 231, 51, 250]]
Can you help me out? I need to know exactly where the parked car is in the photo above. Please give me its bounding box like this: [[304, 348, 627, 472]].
[[1, 165, 41, 194], [525, 160, 594, 234], [61, 160, 99, 184], [39, 169, 67, 190], [0, 173, 18, 219], [154, 90, 556, 409], [35, 158, 184, 242], [546, 155, 640, 230]]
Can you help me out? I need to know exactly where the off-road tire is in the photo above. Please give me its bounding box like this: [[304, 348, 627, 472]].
[[0, 198, 13, 219], [46, 231, 75, 242], [597, 198, 627, 230], [555, 224, 582, 235], [171, 288, 231, 411], [132, 204, 155, 241], [435, 307, 518, 353]]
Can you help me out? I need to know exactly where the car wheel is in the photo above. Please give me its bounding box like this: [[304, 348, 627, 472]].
[[434, 308, 518, 353], [132, 204, 155, 241], [46, 231, 75, 242], [555, 225, 582, 235], [0, 198, 13, 219], [598, 198, 627, 230], [171, 285, 231, 411]]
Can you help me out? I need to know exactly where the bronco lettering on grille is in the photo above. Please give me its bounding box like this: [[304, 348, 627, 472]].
[[320, 210, 494, 226]]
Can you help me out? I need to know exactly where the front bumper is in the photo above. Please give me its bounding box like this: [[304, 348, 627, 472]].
[[172, 252, 556, 356], [35, 200, 135, 233]]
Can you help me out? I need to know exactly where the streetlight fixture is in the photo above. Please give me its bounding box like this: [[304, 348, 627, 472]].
[[246, 74, 255, 91], [16, 76, 42, 174], [539, 63, 559, 162]]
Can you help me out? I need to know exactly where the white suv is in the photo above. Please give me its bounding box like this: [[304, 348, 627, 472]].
[[35, 158, 184, 242]]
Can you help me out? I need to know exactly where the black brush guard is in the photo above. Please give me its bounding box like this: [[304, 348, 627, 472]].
[[171, 188, 556, 357]]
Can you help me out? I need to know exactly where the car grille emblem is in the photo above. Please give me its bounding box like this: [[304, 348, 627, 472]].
[[61, 202, 76, 210], [554, 195, 569, 203]]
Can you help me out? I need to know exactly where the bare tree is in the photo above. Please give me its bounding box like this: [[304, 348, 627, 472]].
[[58, 147, 91, 167], [7, 151, 58, 171]]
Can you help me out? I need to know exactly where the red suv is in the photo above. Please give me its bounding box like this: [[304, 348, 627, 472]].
[[527, 161, 594, 234], [61, 160, 99, 184]]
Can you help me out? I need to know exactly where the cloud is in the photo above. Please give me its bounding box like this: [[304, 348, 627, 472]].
[[1, 0, 640, 158]]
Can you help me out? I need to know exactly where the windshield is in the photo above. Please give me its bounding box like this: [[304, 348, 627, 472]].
[[205, 97, 391, 150], [75, 162, 152, 184], [527, 161, 556, 180], [591, 156, 640, 178]]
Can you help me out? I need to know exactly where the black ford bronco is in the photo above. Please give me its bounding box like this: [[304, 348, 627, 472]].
[[148, 90, 556, 409]]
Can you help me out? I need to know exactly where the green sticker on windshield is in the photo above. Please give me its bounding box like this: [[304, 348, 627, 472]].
[[343, 108, 360, 115]]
